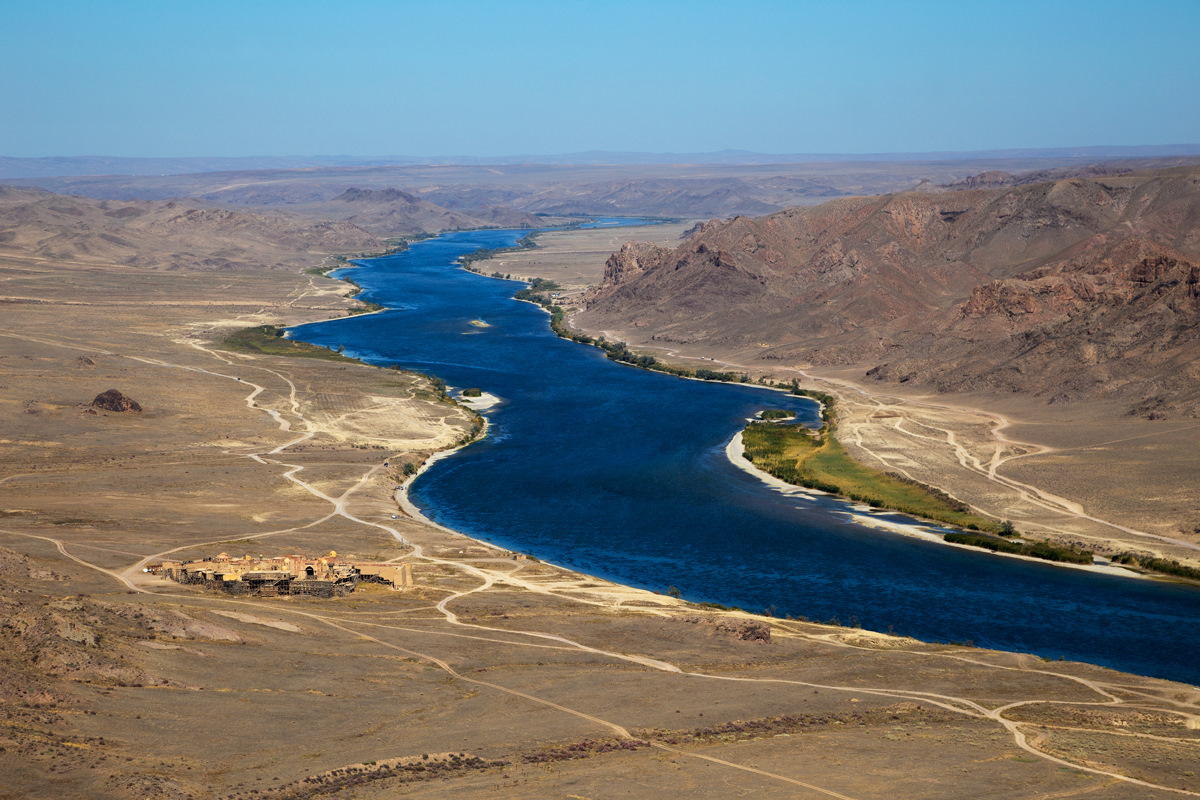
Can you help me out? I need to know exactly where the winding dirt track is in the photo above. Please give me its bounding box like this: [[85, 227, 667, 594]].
[[802, 368, 1200, 554], [3, 333, 1199, 797], [601, 332, 1200, 557]]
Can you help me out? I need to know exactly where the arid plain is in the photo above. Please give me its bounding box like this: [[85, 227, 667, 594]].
[[1, 172, 1199, 799]]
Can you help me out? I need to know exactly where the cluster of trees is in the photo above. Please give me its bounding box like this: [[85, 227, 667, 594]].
[[512, 275, 750, 382], [458, 413, 485, 446], [407, 370, 453, 404], [743, 380, 1116, 569], [788, 381, 836, 426], [943, 532, 1093, 565], [741, 421, 840, 494], [1112, 552, 1200, 580], [883, 472, 976, 518], [513, 277, 560, 305], [221, 325, 354, 363], [460, 232, 539, 268], [590, 338, 748, 382]]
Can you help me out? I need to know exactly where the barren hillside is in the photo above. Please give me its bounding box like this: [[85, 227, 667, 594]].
[[579, 167, 1200, 418], [281, 187, 554, 234], [0, 186, 383, 271]]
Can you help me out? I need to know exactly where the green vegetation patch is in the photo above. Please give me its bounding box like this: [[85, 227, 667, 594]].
[[347, 301, 384, 315], [462, 387, 483, 397], [219, 325, 359, 363], [304, 255, 349, 276], [741, 404, 1099, 567], [760, 409, 795, 420], [516, 273, 752, 383], [945, 532, 1093, 565], [513, 276, 560, 305], [1113, 552, 1200, 581], [461, 232, 540, 268], [741, 419, 996, 532]]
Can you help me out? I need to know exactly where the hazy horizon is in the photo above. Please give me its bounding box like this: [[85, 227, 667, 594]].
[[6, 144, 1200, 160], [5, 144, 1200, 182]]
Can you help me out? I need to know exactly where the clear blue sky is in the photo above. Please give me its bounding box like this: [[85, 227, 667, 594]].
[[1, 0, 1197, 157]]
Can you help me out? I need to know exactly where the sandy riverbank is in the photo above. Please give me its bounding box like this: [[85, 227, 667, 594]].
[[454, 389, 502, 411]]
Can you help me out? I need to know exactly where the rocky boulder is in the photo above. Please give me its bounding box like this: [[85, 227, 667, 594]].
[[90, 389, 141, 413], [681, 615, 772, 643]]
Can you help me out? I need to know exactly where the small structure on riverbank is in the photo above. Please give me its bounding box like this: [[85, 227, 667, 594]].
[[149, 551, 412, 598]]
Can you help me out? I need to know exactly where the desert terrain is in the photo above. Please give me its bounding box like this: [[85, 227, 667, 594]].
[[469, 221, 699, 293], [1, 169, 1199, 799]]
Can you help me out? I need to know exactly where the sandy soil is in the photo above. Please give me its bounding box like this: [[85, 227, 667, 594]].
[[2, 236, 1199, 800], [475, 221, 697, 295]]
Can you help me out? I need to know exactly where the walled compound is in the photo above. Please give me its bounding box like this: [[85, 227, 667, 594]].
[[148, 551, 413, 598]]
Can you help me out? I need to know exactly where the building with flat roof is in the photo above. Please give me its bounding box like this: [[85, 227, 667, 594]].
[[151, 552, 412, 598]]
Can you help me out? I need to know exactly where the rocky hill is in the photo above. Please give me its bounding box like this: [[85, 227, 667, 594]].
[[0, 187, 382, 271], [579, 167, 1200, 418], [927, 163, 1140, 192]]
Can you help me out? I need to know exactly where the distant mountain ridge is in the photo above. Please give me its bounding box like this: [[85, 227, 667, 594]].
[[298, 187, 554, 234], [579, 167, 1200, 418], [3, 145, 1199, 178], [0, 186, 381, 272]]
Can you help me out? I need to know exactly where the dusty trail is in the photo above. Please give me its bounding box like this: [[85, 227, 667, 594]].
[[5, 330, 1198, 796], [790, 367, 1200, 553]]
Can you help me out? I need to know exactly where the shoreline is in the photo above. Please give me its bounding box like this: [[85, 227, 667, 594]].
[[454, 389, 502, 411], [393, 440, 482, 544], [392, 413, 655, 592], [725, 430, 1148, 581]]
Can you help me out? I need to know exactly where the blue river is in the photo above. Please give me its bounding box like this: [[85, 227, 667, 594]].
[[293, 224, 1200, 686]]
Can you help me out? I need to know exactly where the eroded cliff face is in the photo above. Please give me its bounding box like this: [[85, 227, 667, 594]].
[[578, 168, 1200, 417]]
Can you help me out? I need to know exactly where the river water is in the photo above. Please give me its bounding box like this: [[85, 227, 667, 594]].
[[293, 225, 1200, 686]]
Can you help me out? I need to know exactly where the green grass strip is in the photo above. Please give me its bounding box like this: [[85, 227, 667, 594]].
[[741, 419, 998, 532], [219, 325, 360, 362], [944, 532, 1092, 564]]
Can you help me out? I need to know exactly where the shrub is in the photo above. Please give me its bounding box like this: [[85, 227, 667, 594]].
[[944, 532, 1092, 564]]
